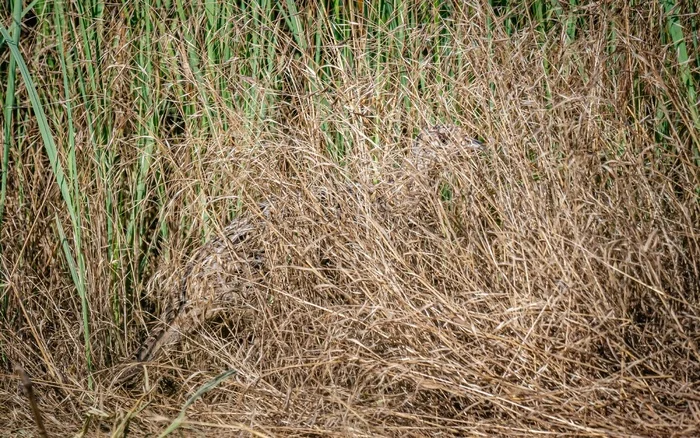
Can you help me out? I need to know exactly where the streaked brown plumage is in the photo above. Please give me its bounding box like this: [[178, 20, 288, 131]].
[[116, 124, 481, 384]]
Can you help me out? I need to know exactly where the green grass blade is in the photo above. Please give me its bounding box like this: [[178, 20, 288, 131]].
[[55, 215, 93, 388], [0, 0, 23, 232], [157, 369, 237, 437], [0, 23, 94, 387], [661, 0, 700, 161]]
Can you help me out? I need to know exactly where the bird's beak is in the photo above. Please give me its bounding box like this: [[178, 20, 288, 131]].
[[451, 138, 483, 161]]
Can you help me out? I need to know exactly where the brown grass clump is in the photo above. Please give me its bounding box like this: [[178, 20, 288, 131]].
[[1, 2, 698, 436]]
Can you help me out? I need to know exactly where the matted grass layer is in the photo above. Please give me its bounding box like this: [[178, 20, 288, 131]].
[[1, 1, 698, 436]]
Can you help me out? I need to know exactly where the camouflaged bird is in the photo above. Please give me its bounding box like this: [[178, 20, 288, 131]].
[[116, 124, 482, 384]]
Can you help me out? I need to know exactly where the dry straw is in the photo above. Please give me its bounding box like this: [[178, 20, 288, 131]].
[[1, 1, 698, 436]]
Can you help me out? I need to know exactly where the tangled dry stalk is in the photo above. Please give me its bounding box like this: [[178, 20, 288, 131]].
[[1, 2, 699, 437]]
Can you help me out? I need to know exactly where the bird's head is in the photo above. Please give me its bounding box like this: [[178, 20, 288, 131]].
[[410, 124, 483, 173]]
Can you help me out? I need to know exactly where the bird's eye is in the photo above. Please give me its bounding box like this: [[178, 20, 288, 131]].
[[468, 138, 483, 149]]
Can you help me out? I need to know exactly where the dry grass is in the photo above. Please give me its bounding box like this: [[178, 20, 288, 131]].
[[1, 2, 699, 436]]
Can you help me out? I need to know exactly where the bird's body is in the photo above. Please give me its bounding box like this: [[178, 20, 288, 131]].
[[117, 124, 481, 384]]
